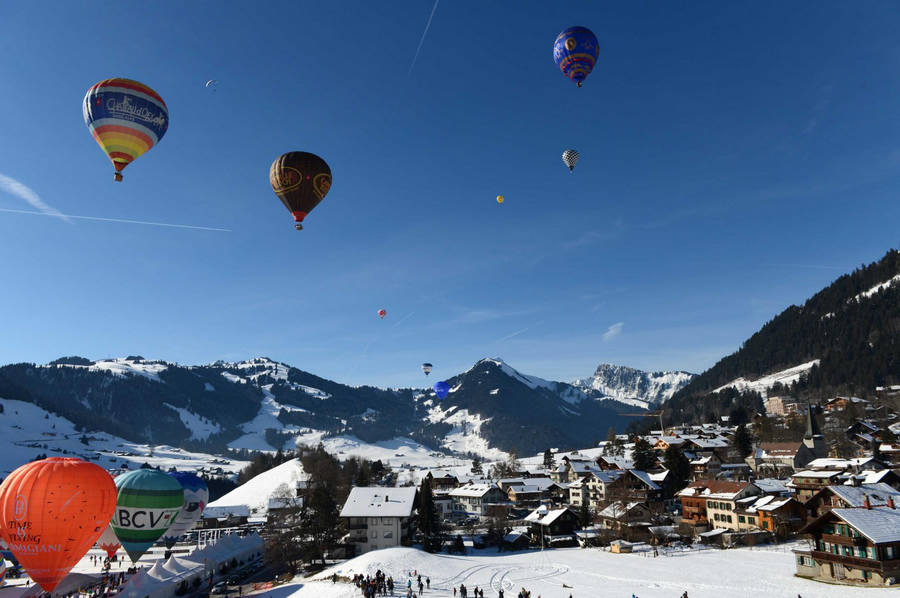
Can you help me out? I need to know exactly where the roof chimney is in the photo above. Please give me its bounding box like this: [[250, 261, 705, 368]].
[[863, 494, 871, 510], [888, 496, 896, 510]]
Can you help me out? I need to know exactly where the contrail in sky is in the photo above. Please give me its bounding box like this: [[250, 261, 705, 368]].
[[0, 173, 69, 222], [0, 208, 231, 232], [391, 311, 415, 329], [408, 0, 440, 75], [494, 327, 529, 343]]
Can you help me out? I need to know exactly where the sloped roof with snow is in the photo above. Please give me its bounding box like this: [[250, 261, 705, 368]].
[[753, 478, 790, 495], [524, 507, 572, 526], [339, 486, 417, 518], [449, 483, 500, 498], [628, 469, 661, 490], [827, 483, 900, 507], [830, 507, 900, 544]]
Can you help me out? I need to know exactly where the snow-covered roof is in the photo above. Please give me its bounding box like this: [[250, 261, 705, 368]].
[[449, 483, 500, 498], [598, 501, 644, 519], [339, 486, 417, 518], [755, 497, 794, 512], [629, 469, 661, 490], [678, 480, 752, 499], [508, 478, 558, 492], [853, 470, 896, 485], [753, 478, 790, 495], [826, 483, 900, 508], [792, 470, 842, 478], [830, 507, 900, 544], [204, 505, 250, 519], [524, 507, 571, 526]]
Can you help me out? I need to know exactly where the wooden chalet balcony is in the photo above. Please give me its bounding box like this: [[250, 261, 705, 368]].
[[811, 550, 900, 573], [822, 533, 866, 547]]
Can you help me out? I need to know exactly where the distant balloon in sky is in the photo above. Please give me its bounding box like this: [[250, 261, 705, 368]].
[[433, 381, 450, 399], [162, 472, 209, 549], [205, 79, 218, 91], [496, 195, 504, 204], [111, 469, 184, 563], [269, 151, 332, 230], [83, 78, 169, 182], [562, 149, 579, 172], [0, 458, 116, 592], [422, 363, 433, 375], [553, 26, 599, 87], [378, 309, 387, 319]]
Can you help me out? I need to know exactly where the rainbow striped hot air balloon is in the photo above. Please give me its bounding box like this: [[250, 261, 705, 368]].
[[83, 78, 168, 181], [111, 469, 184, 563]]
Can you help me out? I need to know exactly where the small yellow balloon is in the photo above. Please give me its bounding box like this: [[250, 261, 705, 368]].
[[496, 195, 504, 204]]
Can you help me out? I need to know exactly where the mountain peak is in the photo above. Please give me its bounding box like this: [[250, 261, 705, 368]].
[[573, 363, 694, 409]]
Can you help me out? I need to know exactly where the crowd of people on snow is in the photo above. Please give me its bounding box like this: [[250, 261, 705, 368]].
[[350, 570, 396, 597]]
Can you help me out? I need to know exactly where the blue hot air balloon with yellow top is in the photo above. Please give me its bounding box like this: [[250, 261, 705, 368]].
[[553, 27, 599, 87]]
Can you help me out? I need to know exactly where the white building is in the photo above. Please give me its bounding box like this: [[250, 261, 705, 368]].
[[448, 483, 507, 516], [339, 487, 417, 555]]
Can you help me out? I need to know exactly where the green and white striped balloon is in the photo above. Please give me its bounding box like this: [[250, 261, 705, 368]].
[[111, 469, 184, 563]]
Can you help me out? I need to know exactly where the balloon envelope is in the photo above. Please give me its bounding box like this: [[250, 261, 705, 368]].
[[83, 78, 168, 181], [161, 473, 209, 549], [0, 558, 6, 586], [433, 381, 450, 399], [0, 458, 116, 592], [553, 27, 599, 87], [562, 149, 579, 171], [378, 309, 386, 319], [422, 363, 433, 375], [269, 151, 332, 229], [111, 469, 184, 563], [96, 524, 120, 560], [496, 195, 504, 204]]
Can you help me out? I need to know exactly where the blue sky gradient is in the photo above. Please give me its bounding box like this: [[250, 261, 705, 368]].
[[1, 2, 899, 387]]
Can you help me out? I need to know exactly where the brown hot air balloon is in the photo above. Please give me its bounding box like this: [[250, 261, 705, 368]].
[[269, 151, 332, 230], [0, 458, 117, 592]]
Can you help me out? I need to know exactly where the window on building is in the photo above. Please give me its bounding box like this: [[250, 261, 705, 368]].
[[738, 516, 745, 523], [762, 521, 769, 529], [382, 517, 391, 524], [727, 515, 732, 523], [857, 546, 867, 558], [383, 531, 392, 539]]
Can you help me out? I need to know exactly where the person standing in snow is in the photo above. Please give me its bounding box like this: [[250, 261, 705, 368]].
[[426, 578, 430, 589]]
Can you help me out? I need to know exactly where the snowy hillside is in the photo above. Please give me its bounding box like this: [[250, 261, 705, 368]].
[[0, 399, 248, 477], [573, 363, 694, 409], [713, 359, 820, 398], [208, 458, 309, 514]]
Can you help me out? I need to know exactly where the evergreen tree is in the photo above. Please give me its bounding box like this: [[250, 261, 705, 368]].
[[471, 457, 483, 476], [506, 448, 521, 474], [578, 503, 591, 528], [732, 424, 753, 459], [663, 445, 690, 490], [418, 478, 441, 552], [543, 448, 555, 470], [632, 437, 657, 471], [604, 426, 624, 456]]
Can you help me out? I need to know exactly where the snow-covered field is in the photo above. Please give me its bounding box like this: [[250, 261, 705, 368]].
[[0, 399, 248, 477], [713, 360, 820, 399], [255, 545, 896, 598]]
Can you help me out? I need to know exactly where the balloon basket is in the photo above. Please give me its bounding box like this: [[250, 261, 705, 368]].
[[114, 173, 123, 182], [294, 223, 303, 230]]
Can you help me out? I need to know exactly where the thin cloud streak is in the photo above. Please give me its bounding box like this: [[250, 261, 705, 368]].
[[0, 208, 231, 232], [390, 311, 415, 329], [493, 327, 529, 344], [408, 0, 440, 75], [0, 173, 69, 222], [602, 321, 624, 341]]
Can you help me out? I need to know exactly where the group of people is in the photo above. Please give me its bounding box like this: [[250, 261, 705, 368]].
[[452, 583, 484, 597], [351, 570, 395, 597]]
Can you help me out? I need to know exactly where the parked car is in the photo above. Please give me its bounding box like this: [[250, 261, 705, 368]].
[[211, 581, 228, 594]]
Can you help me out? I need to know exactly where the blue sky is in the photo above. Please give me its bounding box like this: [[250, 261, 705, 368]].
[[1, 2, 899, 388]]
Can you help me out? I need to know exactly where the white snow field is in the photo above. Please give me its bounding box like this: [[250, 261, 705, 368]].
[[253, 545, 896, 598], [208, 458, 309, 513], [713, 360, 820, 399]]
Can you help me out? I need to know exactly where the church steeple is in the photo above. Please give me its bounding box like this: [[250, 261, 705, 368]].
[[802, 402, 827, 457]]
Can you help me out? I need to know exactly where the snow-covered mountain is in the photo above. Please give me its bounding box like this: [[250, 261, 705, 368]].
[[572, 364, 695, 409]]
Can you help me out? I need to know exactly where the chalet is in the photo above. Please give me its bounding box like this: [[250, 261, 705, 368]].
[[596, 455, 635, 471], [603, 469, 663, 506], [703, 482, 762, 532], [755, 496, 806, 537], [803, 483, 900, 520], [524, 507, 580, 546], [448, 483, 507, 517], [677, 480, 761, 528], [689, 453, 721, 481], [849, 469, 900, 490], [823, 396, 868, 413], [339, 487, 417, 556], [653, 436, 688, 452], [596, 501, 654, 543], [795, 505, 900, 586], [764, 395, 801, 417], [505, 478, 562, 507], [425, 470, 460, 491], [789, 470, 843, 502]]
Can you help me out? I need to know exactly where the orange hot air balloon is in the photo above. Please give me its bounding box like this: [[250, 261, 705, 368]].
[[0, 458, 116, 592]]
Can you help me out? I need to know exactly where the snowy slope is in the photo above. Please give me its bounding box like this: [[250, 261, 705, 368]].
[[208, 457, 309, 513], [264, 543, 893, 598], [46, 357, 169, 381], [713, 359, 820, 398], [471, 358, 588, 404], [0, 399, 247, 477], [573, 364, 694, 408], [850, 273, 900, 302]]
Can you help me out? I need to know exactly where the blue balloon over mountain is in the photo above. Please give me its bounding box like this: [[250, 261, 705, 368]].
[[553, 26, 599, 87], [433, 381, 450, 399]]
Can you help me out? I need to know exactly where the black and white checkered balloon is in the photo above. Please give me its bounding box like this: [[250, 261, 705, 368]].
[[562, 149, 579, 172]]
